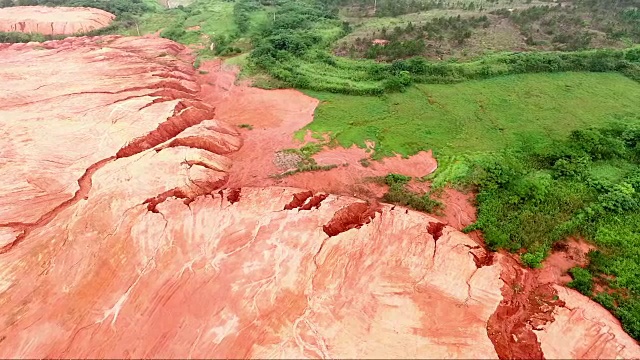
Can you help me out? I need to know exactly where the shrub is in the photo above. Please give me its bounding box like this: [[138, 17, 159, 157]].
[[568, 267, 594, 295], [522, 248, 546, 268]]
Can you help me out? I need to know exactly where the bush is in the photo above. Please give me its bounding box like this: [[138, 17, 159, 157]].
[[522, 248, 546, 268], [380, 173, 442, 213], [568, 267, 594, 295], [161, 24, 186, 42], [617, 299, 640, 340], [384, 173, 411, 185]]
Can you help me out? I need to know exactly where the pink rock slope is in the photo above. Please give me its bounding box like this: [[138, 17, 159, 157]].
[[0, 6, 114, 35], [0, 35, 638, 359]]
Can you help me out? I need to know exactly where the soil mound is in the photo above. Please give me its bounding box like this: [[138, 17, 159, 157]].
[[0, 6, 114, 35], [0, 36, 638, 358]]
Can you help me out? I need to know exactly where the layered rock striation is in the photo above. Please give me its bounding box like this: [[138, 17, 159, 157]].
[[0, 6, 114, 35], [0, 35, 638, 359]]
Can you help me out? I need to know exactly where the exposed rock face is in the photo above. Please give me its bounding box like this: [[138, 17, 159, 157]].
[[0, 35, 239, 229], [0, 6, 114, 35], [537, 286, 640, 359], [0, 35, 638, 359]]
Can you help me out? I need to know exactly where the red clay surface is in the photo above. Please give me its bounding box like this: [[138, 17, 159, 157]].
[[537, 239, 595, 285], [0, 6, 114, 35], [1, 36, 639, 359], [198, 60, 319, 187], [197, 61, 442, 205]]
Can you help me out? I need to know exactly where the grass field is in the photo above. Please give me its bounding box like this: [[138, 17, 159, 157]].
[[302, 72, 640, 158]]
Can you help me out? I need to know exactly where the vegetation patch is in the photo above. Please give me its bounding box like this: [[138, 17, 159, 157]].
[[460, 122, 640, 338], [377, 173, 443, 213], [304, 72, 640, 158], [272, 142, 338, 179]]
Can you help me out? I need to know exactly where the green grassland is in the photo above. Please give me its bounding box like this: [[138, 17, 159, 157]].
[[302, 72, 640, 158]]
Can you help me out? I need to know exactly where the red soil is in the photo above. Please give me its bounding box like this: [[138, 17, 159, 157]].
[[488, 254, 566, 360], [322, 201, 382, 237], [537, 239, 594, 285]]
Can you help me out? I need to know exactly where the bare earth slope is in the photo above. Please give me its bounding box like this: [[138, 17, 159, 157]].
[[0, 6, 114, 35], [0, 36, 638, 358]]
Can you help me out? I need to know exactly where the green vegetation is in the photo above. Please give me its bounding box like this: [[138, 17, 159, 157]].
[[378, 173, 443, 213], [463, 123, 640, 339], [302, 71, 640, 337], [493, 0, 640, 50], [302, 72, 640, 158], [568, 267, 594, 295], [247, 0, 640, 96], [336, 0, 640, 61], [272, 143, 338, 179], [344, 15, 491, 60]]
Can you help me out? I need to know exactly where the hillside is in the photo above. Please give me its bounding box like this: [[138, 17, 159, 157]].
[[1, 0, 640, 357]]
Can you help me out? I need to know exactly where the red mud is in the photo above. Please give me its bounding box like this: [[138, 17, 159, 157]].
[[197, 60, 319, 188], [433, 188, 477, 230], [427, 221, 445, 241], [280, 149, 438, 205], [197, 62, 440, 202], [488, 255, 566, 360], [537, 239, 594, 285], [283, 191, 313, 210], [300, 193, 328, 210], [312, 146, 438, 182], [283, 191, 328, 211], [0, 156, 114, 254], [322, 201, 382, 237], [226, 188, 241, 204], [487, 240, 594, 360]]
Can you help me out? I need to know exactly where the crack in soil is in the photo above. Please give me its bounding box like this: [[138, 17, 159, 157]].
[[322, 201, 382, 237]]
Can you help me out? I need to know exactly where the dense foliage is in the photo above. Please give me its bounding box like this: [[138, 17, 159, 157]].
[[244, 0, 640, 95], [354, 15, 490, 60], [464, 122, 640, 338]]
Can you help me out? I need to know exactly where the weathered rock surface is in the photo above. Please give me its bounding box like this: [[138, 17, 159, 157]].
[[536, 286, 640, 359], [0, 35, 639, 359], [0, 6, 114, 35]]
